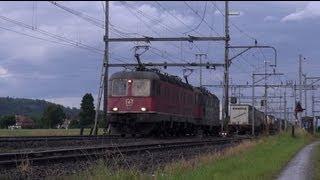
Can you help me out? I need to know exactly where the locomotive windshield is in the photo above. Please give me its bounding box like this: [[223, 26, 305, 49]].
[[132, 79, 150, 96], [112, 79, 127, 96]]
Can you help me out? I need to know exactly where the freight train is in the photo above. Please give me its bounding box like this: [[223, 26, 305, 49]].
[[106, 67, 283, 137], [228, 104, 284, 135], [106, 68, 220, 137]]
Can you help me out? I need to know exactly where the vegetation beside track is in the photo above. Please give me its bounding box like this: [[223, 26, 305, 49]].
[[65, 130, 314, 180], [313, 142, 320, 180], [0, 128, 104, 137]]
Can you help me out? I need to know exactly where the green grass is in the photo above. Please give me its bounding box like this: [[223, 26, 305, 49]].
[[0, 128, 105, 137], [313, 143, 320, 180], [64, 130, 314, 180], [158, 131, 313, 180]]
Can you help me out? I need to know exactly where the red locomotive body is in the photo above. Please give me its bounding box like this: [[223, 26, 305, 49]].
[[107, 69, 220, 136]]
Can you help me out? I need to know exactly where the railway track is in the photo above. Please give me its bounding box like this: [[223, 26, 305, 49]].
[[0, 136, 251, 167], [0, 135, 125, 143]]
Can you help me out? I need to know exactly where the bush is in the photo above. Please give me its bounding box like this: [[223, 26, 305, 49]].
[[0, 115, 16, 128], [68, 119, 79, 129]]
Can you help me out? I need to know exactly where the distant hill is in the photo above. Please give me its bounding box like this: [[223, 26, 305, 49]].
[[0, 97, 80, 120]]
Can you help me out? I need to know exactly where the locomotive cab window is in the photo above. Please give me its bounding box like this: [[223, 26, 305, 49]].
[[132, 79, 150, 96], [112, 79, 127, 96]]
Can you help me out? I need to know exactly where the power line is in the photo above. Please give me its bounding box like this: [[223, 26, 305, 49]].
[[49, 1, 104, 28], [0, 13, 134, 64], [123, 1, 203, 53], [0, 14, 103, 53], [122, 1, 183, 36], [49, 1, 143, 38], [183, 2, 208, 34], [154, 1, 203, 36], [210, 1, 256, 41], [0, 25, 131, 65], [0, 26, 72, 47], [183, 1, 220, 36], [120, 2, 201, 62]]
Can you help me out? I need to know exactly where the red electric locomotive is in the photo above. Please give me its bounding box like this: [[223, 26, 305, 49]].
[[106, 68, 220, 137]]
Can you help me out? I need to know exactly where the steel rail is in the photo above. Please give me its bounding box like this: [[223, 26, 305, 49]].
[[0, 135, 125, 142], [0, 137, 250, 167]]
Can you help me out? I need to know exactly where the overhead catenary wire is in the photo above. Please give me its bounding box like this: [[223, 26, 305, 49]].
[[154, 1, 204, 36], [49, 1, 142, 38], [0, 15, 104, 53], [122, 1, 204, 53], [0, 13, 134, 64], [183, 2, 208, 34], [0, 25, 131, 65], [119, 1, 202, 62], [183, 1, 220, 36]]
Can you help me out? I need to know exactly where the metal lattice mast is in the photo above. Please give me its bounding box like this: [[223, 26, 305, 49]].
[[222, 1, 230, 132], [298, 54, 303, 127], [93, 1, 109, 135]]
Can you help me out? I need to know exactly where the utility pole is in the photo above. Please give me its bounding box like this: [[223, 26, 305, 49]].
[[284, 88, 287, 130], [238, 87, 241, 104], [312, 90, 315, 134], [298, 54, 303, 127], [303, 74, 307, 117], [293, 81, 297, 125], [222, 1, 230, 132], [196, 53, 207, 87], [250, 69, 283, 135], [264, 61, 268, 133], [93, 1, 109, 135], [279, 92, 282, 132], [251, 74, 255, 136]]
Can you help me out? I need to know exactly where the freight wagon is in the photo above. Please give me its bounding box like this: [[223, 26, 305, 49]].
[[228, 104, 265, 135]]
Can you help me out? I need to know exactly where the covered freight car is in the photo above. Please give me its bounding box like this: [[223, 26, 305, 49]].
[[228, 104, 265, 135]]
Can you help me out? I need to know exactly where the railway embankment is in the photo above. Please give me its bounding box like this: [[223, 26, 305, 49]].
[[66, 130, 315, 180]]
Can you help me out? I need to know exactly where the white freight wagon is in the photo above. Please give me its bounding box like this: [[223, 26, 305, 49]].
[[229, 104, 265, 134]]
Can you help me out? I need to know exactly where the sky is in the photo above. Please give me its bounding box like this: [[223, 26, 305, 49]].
[[0, 1, 319, 117]]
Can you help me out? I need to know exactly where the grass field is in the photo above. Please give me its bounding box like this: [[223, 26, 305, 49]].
[[314, 143, 320, 180], [65, 130, 315, 180], [0, 128, 105, 137]]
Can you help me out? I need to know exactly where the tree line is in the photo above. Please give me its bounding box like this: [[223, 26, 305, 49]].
[[0, 93, 105, 135]]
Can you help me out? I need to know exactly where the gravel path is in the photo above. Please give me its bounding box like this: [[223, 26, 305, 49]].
[[276, 141, 320, 180]]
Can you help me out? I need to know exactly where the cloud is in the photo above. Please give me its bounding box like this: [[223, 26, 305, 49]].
[[264, 16, 278, 22], [110, 2, 195, 36], [281, 2, 320, 22], [0, 66, 8, 76]]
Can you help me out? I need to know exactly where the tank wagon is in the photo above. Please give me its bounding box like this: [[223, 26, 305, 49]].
[[228, 104, 265, 135], [106, 68, 220, 137]]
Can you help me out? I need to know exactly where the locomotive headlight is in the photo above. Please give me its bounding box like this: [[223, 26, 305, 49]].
[[112, 107, 118, 111], [128, 79, 132, 83], [141, 107, 147, 112]]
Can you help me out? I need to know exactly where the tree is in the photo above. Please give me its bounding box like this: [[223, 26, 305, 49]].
[[0, 115, 16, 128], [79, 93, 95, 135], [41, 104, 66, 128], [68, 119, 79, 129]]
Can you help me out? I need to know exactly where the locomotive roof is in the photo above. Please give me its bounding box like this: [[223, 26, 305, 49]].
[[110, 70, 160, 80], [110, 69, 218, 98]]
